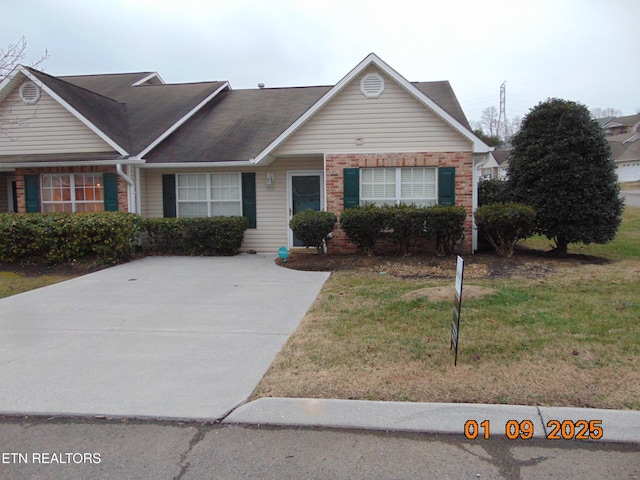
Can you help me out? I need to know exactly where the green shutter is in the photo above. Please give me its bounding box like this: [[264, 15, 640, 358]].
[[343, 168, 359, 210], [241, 172, 256, 228], [103, 173, 119, 211], [24, 175, 40, 213], [438, 167, 456, 206], [162, 174, 176, 218]]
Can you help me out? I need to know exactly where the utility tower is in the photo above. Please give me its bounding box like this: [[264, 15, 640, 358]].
[[497, 81, 507, 142]]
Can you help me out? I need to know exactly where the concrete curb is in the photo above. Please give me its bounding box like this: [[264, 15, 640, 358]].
[[224, 398, 640, 443]]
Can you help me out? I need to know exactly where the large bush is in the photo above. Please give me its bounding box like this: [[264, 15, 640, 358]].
[[289, 210, 337, 254], [142, 216, 248, 256], [475, 203, 536, 257], [340, 204, 385, 255], [508, 98, 623, 256], [423, 206, 467, 255], [0, 212, 141, 264]]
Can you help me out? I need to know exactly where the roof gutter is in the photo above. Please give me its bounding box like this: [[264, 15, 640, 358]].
[[0, 158, 145, 169], [139, 160, 255, 169]]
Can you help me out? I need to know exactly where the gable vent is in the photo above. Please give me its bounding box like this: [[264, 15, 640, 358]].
[[360, 72, 385, 98], [19, 81, 41, 105]]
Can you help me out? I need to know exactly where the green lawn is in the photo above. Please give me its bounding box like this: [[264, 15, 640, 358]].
[[0, 271, 76, 299]]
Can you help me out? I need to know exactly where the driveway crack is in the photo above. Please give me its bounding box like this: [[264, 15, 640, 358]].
[[174, 424, 208, 480]]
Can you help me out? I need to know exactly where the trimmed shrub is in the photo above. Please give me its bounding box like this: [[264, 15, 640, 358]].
[[475, 203, 536, 257], [289, 210, 337, 254], [141, 218, 185, 254], [0, 212, 141, 264], [341, 204, 467, 256], [340, 204, 385, 255], [423, 206, 467, 255], [141, 216, 248, 256], [380, 204, 425, 255]]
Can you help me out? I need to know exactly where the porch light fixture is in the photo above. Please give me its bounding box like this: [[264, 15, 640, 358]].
[[266, 172, 274, 186]]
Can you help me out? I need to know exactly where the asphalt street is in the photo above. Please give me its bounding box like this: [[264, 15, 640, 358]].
[[1, 417, 639, 480]]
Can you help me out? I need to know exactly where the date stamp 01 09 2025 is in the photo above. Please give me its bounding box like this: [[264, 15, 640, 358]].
[[464, 419, 604, 440]]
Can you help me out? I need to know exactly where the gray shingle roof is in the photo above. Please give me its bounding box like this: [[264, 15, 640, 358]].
[[26, 67, 131, 152], [145, 86, 332, 163], [61, 72, 227, 155], [412, 81, 471, 130], [146, 81, 471, 163], [15, 67, 475, 164]]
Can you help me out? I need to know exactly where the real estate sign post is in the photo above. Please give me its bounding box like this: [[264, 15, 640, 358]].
[[451, 255, 464, 366]]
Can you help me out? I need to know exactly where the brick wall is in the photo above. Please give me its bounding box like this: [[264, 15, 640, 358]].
[[326, 152, 474, 254], [14, 166, 128, 213]]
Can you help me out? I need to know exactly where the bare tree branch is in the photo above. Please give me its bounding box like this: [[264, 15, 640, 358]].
[[0, 36, 49, 139], [0, 36, 49, 80]]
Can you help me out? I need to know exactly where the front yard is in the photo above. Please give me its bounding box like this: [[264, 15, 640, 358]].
[[252, 207, 640, 410]]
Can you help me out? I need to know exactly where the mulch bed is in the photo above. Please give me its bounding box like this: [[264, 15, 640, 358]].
[[276, 247, 608, 280]]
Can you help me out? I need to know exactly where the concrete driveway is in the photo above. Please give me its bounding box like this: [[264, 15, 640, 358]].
[[0, 255, 329, 420]]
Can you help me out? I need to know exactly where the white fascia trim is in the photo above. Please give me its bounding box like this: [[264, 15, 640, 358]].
[[138, 82, 230, 158], [19, 68, 130, 157], [140, 160, 254, 169], [252, 53, 491, 165], [132, 72, 165, 86], [0, 65, 21, 95]]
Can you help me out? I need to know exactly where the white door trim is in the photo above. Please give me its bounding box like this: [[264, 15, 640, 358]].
[[286, 170, 325, 248]]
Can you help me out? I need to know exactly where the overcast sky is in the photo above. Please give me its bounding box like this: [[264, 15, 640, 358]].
[[2, 0, 639, 125]]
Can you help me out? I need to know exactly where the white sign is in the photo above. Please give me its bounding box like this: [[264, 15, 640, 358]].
[[451, 255, 465, 366], [455, 255, 464, 301]]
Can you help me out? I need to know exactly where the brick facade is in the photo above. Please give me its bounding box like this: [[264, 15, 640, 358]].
[[325, 152, 474, 254], [14, 166, 129, 213]]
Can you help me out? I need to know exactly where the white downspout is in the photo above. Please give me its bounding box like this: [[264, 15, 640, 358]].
[[472, 152, 492, 253], [135, 166, 142, 215], [116, 163, 135, 213]]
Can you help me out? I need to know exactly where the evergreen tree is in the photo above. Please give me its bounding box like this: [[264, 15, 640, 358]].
[[508, 98, 623, 256]]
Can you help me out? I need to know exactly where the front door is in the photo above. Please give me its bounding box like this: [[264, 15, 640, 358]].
[[288, 171, 323, 247]]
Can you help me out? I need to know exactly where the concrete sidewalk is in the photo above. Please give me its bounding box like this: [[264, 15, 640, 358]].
[[225, 397, 640, 444], [0, 255, 329, 420]]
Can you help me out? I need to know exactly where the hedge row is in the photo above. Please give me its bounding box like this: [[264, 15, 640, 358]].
[[340, 204, 467, 255], [141, 217, 249, 256], [0, 212, 141, 264]]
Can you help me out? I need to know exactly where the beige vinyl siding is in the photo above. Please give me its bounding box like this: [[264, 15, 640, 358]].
[[0, 88, 114, 157], [275, 68, 471, 156], [141, 158, 323, 252]]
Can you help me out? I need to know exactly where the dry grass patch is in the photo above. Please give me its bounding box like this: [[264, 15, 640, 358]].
[[255, 209, 640, 410], [401, 285, 497, 302]]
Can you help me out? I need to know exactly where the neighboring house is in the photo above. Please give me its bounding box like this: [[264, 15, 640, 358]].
[[481, 149, 510, 180], [601, 114, 640, 183], [0, 53, 491, 253]]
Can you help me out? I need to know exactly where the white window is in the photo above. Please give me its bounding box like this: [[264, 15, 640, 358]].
[[361, 168, 396, 206], [177, 173, 242, 217], [360, 167, 437, 207], [41, 173, 104, 213]]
